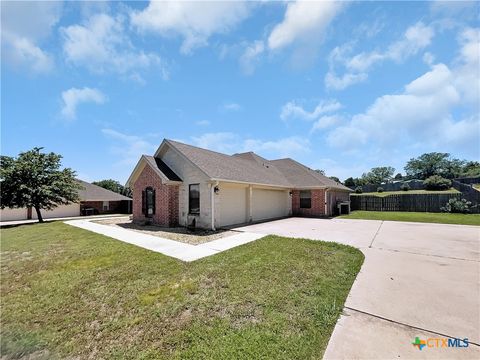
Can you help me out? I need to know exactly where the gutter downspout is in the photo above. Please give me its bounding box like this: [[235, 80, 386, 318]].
[[211, 181, 219, 230], [324, 187, 330, 216]]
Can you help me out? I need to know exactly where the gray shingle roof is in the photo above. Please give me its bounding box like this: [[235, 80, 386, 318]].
[[77, 180, 132, 201], [270, 158, 351, 190], [143, 155, 182, 181], [165, 139, 351, 191]]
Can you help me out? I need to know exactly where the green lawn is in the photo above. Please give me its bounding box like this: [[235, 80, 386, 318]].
[[351, 188, 460, 197], [339, 211, 480, 226], [1, 222, 363, 359]]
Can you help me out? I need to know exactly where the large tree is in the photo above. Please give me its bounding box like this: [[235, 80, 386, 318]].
[[362, 166, 395, 184], [404, 152, 466, 179], [92, 179, 132, 197], [0, 148, 80, 222], [461, 161, 480, 177]]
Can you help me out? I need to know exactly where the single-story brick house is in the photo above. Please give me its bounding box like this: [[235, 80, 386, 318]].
[[0, 180, 132, 221], [126, 139, 351, 230]]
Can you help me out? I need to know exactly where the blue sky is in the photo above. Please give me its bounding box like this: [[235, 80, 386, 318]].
[[2, 1, 479, 183]]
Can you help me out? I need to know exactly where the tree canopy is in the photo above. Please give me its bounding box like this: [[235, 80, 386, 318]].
[[92, 179, 132, 197], [404, 152, 478, 179], [361, 166, 395, 185], [0, 148, 81, 222]]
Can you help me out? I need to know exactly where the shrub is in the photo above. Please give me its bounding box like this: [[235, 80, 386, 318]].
[[377, 187, 384, 193], [400, 183, 410, 191], [441, 198, 472, 213], [423, 175, 452, 190], [354, 186, 363, 194]]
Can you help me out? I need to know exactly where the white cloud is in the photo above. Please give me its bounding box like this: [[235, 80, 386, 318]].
[[423, 52, 435, 65], [191, 132, 239, 153], [311, 115, 343, 133], [244, 137, 310, 158], [131, 1, 251, 54], [2, 34, 54, 73], [324, 71, 368, 90], [191, 132, 310, 159], [326, 22, 435, 90], [102, 128, 157, 166], [280, 99, 342, 122], [453, 28, 480, 104], [385, 22, 435, 63], [221, 102, 242, 112], [267, 1, 344, 51], [61, 13, 167, 79], [1, 1, 61, 73], [61, 87, 106, 120], [1, 1, 62, 40], [239, 40, 265, 75], [196, 120, 211, 126], [325, 29, 480, 155], [430, 0, 478, 15]]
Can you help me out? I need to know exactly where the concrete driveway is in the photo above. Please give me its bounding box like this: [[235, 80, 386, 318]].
[[235, 217, 480, 359]]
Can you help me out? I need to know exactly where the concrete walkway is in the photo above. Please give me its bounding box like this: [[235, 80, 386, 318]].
[[65, 219, 265, 262], [235, 217, 480, 359]]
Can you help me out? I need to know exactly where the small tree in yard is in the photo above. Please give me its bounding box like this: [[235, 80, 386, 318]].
[[0, 148, 81, 222], [400, 183, 410, 191]]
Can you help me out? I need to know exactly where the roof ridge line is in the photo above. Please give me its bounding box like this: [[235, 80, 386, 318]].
[[166, 139, 238, 158]]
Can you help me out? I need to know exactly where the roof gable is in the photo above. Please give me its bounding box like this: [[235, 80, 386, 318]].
[[77, 180, 132, 201], [126, 155, 182, 187]]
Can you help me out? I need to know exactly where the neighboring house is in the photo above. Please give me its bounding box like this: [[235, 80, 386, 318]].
[[126, 139, 351, 230], [0, 180, 132, 222]]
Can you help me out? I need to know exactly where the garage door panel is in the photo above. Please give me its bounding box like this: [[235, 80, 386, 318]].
[[32, 203, 80, 219], [252, 189, 288, 221], [217, 184, 248, 227]]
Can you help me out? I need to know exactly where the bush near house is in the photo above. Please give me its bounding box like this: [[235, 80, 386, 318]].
[[441, 198, 474, 214], [400, 183, 410, 191], [423, 175, 452, 190], [355, 186, 363, 194], [377, 187, 384, 193]]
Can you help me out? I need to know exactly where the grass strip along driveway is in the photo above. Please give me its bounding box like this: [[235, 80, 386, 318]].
[[1, 222, 363, 359], [339, 210, 480, 226]]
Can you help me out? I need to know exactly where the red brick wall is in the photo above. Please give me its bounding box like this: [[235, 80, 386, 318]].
[[291, 189, 326, 217], [132, 164, 179, 227]]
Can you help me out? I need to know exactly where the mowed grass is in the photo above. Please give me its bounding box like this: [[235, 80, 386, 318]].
[[1, 222, 363, 359], [339, 210, 480, 226], [350, 188, 460, 197]]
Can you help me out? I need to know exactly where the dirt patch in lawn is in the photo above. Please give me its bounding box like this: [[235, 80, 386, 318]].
[[93, 217, 235, 245]]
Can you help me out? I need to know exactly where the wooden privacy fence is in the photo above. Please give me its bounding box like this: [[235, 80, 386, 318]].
[[350, 193, 462, 212]]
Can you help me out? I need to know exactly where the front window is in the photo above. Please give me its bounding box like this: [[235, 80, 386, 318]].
[[143, 187, 155, 217], [189, 184, 200, 214], [300, 190, 311, 209]]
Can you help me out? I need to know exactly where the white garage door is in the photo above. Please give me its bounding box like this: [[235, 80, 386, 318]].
[[252, 188, 288, 221], [217, 184, 248, 227], [0, 207, 28, 221], [32, 203, 80, 219]]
